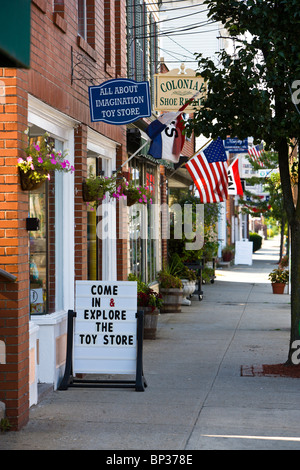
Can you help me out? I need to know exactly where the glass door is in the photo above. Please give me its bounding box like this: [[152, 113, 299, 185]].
[[29, 184, 48, 314]]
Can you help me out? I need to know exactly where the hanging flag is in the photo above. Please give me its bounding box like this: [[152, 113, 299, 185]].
[[248, 144, 264, 167], [227, 157, 243, 196], [185, 137, 228, 203], [145, 93, 199, 163], [146, 111, 185, 163]]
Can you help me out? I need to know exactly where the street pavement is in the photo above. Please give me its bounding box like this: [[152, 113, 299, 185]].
[[1, 237, 299, 451]]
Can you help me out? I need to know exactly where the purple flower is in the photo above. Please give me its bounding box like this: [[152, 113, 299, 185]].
[[38, 157, 43, 164], [51, 158, 57, 165], [34, 144, 40, 151]]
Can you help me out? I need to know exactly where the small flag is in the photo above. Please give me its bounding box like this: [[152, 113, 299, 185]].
[[248, 144, 264, 167], [146, 111, 185, 163], [227, 157, 243, 196], [185, 138, 228, 203], [146, 94, 199, 163]]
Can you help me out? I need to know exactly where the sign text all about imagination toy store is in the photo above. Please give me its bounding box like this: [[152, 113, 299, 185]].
[[74, 281, 138, 375], [89, 78, 151, 125]]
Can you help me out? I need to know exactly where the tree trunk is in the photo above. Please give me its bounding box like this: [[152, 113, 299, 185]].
[[287, 219, 300, 364], [277, 137, 300, 364], [279, 215, 285, 262]]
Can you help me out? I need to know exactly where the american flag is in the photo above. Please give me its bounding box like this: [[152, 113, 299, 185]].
[[248, 144, 264, 167], [185, 137, 228, 203]]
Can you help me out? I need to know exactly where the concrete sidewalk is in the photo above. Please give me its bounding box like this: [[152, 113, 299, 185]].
[[1, 237, 299, 450]]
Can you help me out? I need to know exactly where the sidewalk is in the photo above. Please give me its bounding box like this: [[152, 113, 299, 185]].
[[1, 237, 299, 451]]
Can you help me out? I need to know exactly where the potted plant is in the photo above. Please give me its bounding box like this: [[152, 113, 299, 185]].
[[128, 274, 163, 339], [157, 259, 183, 313], [17, 132, 74, 190], [222, 245, 235, 262], [170, 254, 197, 305], [202, 266, 215, 284], [268, 268, 289, 294]]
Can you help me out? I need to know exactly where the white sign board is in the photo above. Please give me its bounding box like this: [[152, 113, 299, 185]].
[[74, 281, 137, 375], [234, 240, 253, 266]]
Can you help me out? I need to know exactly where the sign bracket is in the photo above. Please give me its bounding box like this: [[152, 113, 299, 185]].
[[59, 310, 147, 392]]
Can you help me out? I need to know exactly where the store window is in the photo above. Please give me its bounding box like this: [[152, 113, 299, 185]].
[[29, 181, 48, 314], [87, 153, 101, 280], [128, 158, 158, 283], [28, 131, 65, 315]]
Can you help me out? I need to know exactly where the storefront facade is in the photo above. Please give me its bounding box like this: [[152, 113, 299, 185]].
[[0, 0, 127, 430]]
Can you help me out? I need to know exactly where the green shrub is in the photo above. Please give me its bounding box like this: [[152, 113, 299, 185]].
[[249, 232, 263, 252]]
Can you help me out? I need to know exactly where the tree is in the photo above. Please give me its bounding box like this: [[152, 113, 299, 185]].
[[185, 0, 300, 364]]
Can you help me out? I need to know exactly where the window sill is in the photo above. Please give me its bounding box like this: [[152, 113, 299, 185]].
[[77, 35, 97, 62], [105, 62, 115, 77], [31, 0, 47, 13], [53, 13, 67, 33]]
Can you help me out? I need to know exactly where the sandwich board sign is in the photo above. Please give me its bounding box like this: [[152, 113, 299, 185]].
[[234, 240, 253, 266], [59, 281, 146, 391]]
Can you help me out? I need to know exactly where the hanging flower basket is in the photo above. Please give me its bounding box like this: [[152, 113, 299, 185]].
[[18, 167, 49, 191], [82, 174, 118, 209], [121, 181, 153, 207], [17, 131, 74, 191], [82, 181, 97, 202], [122, 188, 140, 206]]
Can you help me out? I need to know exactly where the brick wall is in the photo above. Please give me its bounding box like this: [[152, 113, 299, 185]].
[[0, 67, 30, 430], [0, 0, 128, 430]]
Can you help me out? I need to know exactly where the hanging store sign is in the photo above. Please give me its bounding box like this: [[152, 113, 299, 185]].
[[224, 138, 248, 153], [89, 78, 151, 124], [154, 66, 206, 112]]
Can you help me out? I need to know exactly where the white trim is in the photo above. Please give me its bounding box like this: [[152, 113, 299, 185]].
[[28, 96, 76, 314], [87, 127, 118, 281]]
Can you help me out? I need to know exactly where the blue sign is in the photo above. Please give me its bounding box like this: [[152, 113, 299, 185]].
[[89, 79, 151, 125], [224, 138, 248, 153]]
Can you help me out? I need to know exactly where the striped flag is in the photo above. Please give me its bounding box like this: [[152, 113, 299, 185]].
[[146, 111, 185, 163], [248, 144, 264, 167], [227, 157, 243, 196], [185, 138, 228, 203], [146, 93, 200, 164]]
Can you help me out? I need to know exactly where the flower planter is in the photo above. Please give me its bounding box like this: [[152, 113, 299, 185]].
[[159, 288, 183, 313], [19, 167, 47, 191], [181, 280, 196, 305], [271, 282, 286, 294], [222, 252, 233, 262], [82, 181, 96, 202], [123, 188, 139, 207], [142, 307, 159, 339]]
